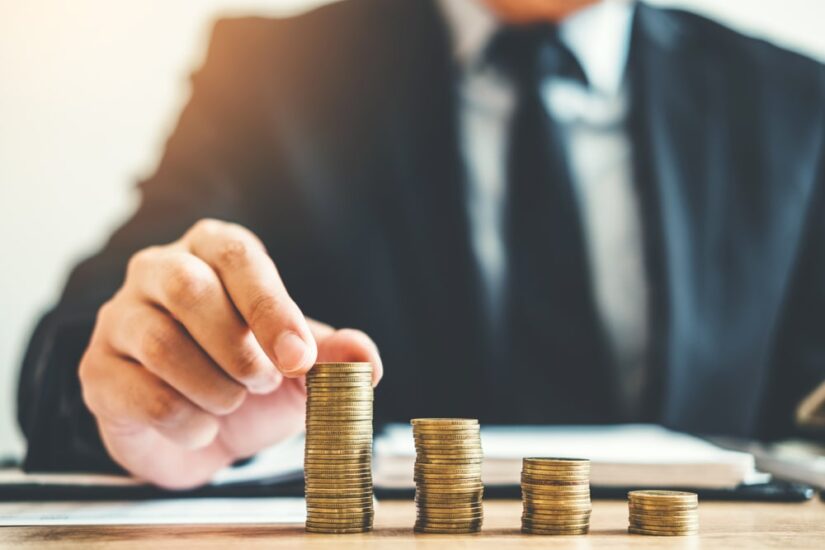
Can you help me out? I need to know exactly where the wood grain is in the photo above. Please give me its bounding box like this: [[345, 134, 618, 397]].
[[1, 499, 823, 549]]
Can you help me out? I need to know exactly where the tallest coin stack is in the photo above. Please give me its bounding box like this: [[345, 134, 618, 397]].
[[304, 362, 374, 534]]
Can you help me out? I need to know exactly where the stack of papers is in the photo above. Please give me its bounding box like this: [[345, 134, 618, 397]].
[[374, 424, 768, 489], [0, 498, 305, 526]]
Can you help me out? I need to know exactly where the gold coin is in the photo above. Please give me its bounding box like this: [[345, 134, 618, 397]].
[[305, 409, 373, 416], [628, 503, 698, 513], [307, 496, 372, 510], [411, 418, 478, 425], [306, 514, 374, 522], [307, 504, 374, 513], [521, 466, 590, 476], [414, 457, 484, 464], [522, 460, 589, 468], [305, 527, 372, 534], [418, 501, 483, 509], [306, 398, 372, 404], [522, 526, 589, 535], [522, 524, 590, 530], [307, 376, 372, 383], [524, 457, 589, 465], [306, 501, 373, 509], [413, 440, 480, 447], [417, 485, 484, 493], [304, 443, 373, 450], [418, 497, 483, 505], [303, 459, 372, 466], [417, 508, 483, 516], [305, 413, 373, 419], [415, 451, 483, 458], [522, 472, 589, 480], [304, 463, 372, 470], [415, 463, 481, 470], [304, 419, 374, 425], [305, 473, 372, 483], [415, 467, 481, 475], [306, 490, 374, 498], [414, 473, 482, 481], [628, 526, 697, 536], [308, 374, 372, 380], [305, 406, 373, 412], [523, 516, 591, 526], [414, 529, 481, 535], [311, 361, 372, 370], [305, 446, 371, 453], [305, 427, 373, 434], [413, 436, 480, 442], [307, 511, 374, 521], [306, 520, 373, 528], [414, 446, 483, 453], [520, 472, 588, 481], [304, 435, 373, 442], [414, 526, 481, 534], [629, 510, 699, 520], [524, 498, 593, 511], [413, 431, 480, 438], [306, 482, 374, 491], [415, 518, 483, 527], [418, 512, 484, 520], [523, 509, 591, 519], [630, 520, 699, 531], [306, 520, 373, 529], [418, 486, 484, 493], [414, 449, 483, 456], [521, 482, 590, 491], [303, 463, 372, 470], [522, 520, 591, 527], [304, 443, 373, 451], [629, 490, 697, 500], [306, 387, 371, 393], [306, 391, 370, 398], [412, 432, 480, 439], [521, 493, 591, 502]]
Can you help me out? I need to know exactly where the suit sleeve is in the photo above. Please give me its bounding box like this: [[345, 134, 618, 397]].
[[760, 66, 825, 440], [16, 19, 282, 472]]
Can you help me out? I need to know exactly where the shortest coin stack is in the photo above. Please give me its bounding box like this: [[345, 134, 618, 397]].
[[304, 362, 374, 534], [628, 490, 699, 536], [412, 418, 484, 534], [521, 458, 591, 535]]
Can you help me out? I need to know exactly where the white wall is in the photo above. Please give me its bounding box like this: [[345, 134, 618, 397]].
[[1, 0, 824, 460]]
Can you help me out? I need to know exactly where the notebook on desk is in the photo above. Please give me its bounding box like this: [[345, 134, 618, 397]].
[[375, 424, 767, 489], [0, 424, 813, 502]]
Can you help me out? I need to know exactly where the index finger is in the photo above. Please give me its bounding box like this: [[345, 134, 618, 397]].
[[184, 219, 316, 376]]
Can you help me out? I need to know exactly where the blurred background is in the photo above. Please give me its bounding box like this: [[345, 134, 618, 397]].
[[1, 0, 824, 461]]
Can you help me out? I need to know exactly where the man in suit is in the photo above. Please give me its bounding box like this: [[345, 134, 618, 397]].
[[18, 0, 825, 488]]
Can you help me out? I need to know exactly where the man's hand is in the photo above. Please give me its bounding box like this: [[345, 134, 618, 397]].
[[78, 219, 383, 489]]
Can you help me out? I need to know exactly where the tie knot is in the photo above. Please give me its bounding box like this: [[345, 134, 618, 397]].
[[486, 24, 588, 88]]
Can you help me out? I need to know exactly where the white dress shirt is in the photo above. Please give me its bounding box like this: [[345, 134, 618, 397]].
[[438, 0, 649, 418]]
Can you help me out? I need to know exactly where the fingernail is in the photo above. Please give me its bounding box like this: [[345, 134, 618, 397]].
[[249, 370, 282, 394], [274, 331, 311, 374]]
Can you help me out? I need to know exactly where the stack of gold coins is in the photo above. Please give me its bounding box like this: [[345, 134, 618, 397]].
[[304, 362, 374, 534], [628, 490, 699, 536], [412, 418, 484, 534], [520, 457, 591, 535]]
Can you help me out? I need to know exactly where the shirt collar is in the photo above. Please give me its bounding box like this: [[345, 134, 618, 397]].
[[437, 0, 636, 96]]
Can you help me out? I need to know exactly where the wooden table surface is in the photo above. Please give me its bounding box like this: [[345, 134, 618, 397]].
[[1, 499, 823, 549]]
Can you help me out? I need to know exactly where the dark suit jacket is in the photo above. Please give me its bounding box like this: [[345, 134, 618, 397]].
[[18, 0, 825, 472]]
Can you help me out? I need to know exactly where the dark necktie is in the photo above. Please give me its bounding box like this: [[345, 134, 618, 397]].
[[486, 25, 614, 423]]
